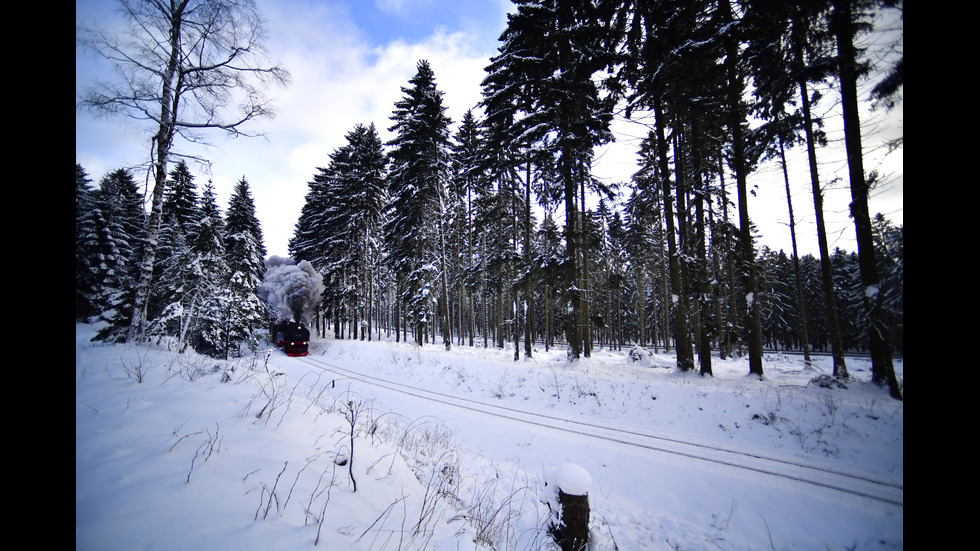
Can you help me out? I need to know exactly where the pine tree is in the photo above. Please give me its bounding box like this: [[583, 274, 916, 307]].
[[290, 165, 333, 270], [85, 168, 146, 341], [147, 162, 201, 343], [623, 182, 665, 351], [162, 161, 201, 237], [613, 0, 712, 370], [757, 247, 798, 350], [451, 109, 487, 347], [348, 124, 389, 341], [595, 203, 630, 350], [76, 163, 98, 320], [472, 108, 523, 353], [187, 180, 231, 356], [871, 213, 902, 357], [650, 110, 696, 371], [223, 176, 268, 355], [319, 142, 356, 337], [384, 60, 454, 349], [534, 211, 565, 351], [225, 177, 266, 282], [312, 123, 389, 340], [831, 248, 864, 352], [152, 161, 202, 314], [483, 0, 616, 359]]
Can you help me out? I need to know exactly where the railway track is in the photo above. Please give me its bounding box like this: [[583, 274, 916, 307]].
[[296, 354, 903, 509]]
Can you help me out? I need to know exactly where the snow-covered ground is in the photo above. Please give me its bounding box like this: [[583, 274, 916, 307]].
[[76, 323, 903, 550]]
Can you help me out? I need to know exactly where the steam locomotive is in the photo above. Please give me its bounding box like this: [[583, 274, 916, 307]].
[[271, 320, 310, 357]]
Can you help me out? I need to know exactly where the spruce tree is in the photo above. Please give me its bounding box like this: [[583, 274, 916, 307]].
[[534, 211, 565, 351], [290, 165, 332, 270], [309, 123, 388, 340], [384, 60, 454, 349], [346, 124, 388, 341], [152, 161, 202, 314], [225, 177, 267, 284], [311, 154, 351, 336], [223, 176, 268, 354], [451, 109, 487, 347], [871, 214, 902, 357], [147, 161, 201, 342], [831, 248, 864, 352], [623, 188, 659, 350], [162, 161, 201, 238], [716, 0, 766, 377], [188, 180, 231, 356], [76, 163, 98, 320], [483, 0, 616, 359], [86, 168, 145, 341], [612, 0, 715, 371]]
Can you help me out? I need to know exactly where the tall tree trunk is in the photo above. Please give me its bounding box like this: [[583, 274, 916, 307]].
[[672, 119, 696, 372], [482, 236, 489, 349], [128, 4, 187, 342], [710, 201, 727, 360], [513, 175, 521, 362], [545, 283, 551, 351], [831, 0, 900, 399], [777, 133, 812, 368], [659, 230, 669, 355], [793, 17, 849, 379], [468, 184, 476, 347], [524, 158, 534, 359], [580, 173, 592, 358], [636, 270, 645, 347], [690, 110, 713, 376], [438, 203, 452, 351], [716, 155, 736, 360], [497, 279, 505, 349], [720, 0, 763, 377], [563, 145, 582, 359], [653, 101, 694, 370], [395, 279, 402, 343], [513, 286, 520, 361], [365, 233, 373, 342]]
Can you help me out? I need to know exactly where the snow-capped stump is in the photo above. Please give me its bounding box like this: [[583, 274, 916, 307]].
[[555, 462, 592, 496], [545, 463, 591, 551]]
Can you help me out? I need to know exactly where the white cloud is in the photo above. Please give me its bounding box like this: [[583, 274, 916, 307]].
[[200, 2, 503, 257]]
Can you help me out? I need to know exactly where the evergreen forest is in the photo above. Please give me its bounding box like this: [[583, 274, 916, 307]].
[[75, 0, 902, 397]]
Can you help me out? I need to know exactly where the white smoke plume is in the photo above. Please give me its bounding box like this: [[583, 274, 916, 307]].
[[259, 256, 325, 324]]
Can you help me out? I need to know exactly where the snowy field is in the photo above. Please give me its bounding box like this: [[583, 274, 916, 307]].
[[76, 323, 903, 550]]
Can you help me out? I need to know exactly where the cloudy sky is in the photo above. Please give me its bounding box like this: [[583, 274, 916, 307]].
[[76, 0, 903, 260]]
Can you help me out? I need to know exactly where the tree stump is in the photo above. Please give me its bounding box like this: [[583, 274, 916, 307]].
[[554, 488, 590, 551], [550, 463, 591, 551]]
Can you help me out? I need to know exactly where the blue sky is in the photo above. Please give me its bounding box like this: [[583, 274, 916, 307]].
[[346, 0, 509, 45], [76, 0, 902, 260]]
